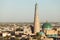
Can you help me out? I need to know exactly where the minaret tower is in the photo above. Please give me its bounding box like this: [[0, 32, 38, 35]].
[[34, 0, 41, 34]]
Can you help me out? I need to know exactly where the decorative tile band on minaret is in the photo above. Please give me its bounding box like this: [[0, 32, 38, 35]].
[[34, 2, 41, 34]]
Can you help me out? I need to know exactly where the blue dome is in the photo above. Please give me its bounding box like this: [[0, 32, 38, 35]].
[[37, 32, 45, 36], [42, 22, 52, 30]]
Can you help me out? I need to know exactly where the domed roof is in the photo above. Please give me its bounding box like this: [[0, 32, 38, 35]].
[[37, 31, 45, 36], [39, 32, 45, 35], [42, 22, 52, 29]]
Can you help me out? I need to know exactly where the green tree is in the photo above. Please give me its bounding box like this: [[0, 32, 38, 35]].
[[4, 35, 10, 40], [36, 33, 41, 40]]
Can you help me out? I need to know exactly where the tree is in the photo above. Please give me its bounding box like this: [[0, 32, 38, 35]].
[[4, 35, 10, 40], [36, 33, 41, 40]]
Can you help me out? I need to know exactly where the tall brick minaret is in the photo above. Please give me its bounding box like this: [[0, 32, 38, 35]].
[[34, 2, 40, 34]]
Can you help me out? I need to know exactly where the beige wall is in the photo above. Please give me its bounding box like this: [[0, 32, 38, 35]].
[[46, 30, 58, 35]]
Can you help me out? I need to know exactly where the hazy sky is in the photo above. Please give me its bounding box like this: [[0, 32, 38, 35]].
[[0, 0, 60, 22]]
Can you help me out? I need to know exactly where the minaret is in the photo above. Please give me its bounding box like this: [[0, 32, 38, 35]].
[[34, 1, 40, 34]]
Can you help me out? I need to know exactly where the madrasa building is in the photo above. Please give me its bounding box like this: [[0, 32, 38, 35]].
[[23, 1, 60, 40], [0, 1, 60, 40]]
